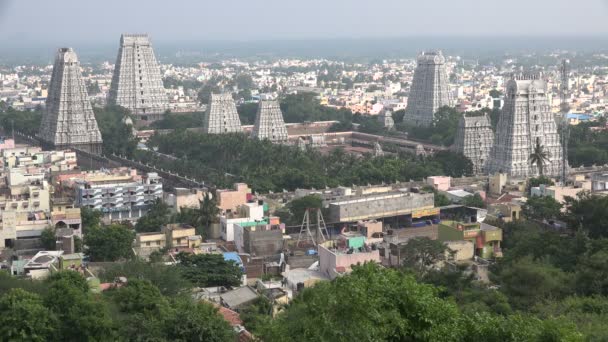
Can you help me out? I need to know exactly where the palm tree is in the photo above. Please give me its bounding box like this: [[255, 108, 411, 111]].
[[529, 139, 551, 176]]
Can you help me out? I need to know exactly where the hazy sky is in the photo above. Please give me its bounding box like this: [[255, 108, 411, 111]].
[[2, 0, 608, 45]]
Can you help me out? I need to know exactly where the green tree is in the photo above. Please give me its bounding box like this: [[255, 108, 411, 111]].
[[529, 139, 551, 176], [240, 296, 273, 335], [80, 207, 102, 232], [432, 150, 474, 177], [135, 198, 170, 233], [84, 224, 135, 261], [46, 271, 90, 293], [94, 105, 138, 157], [523, 195, 562, 221], [498, 256, 573, 309], [0, 288, 56, 342], [284, 194, 323, 225], [237, 102, 258, 125], [562, 192, 608, 238], [176, 253, 242, 288], [40, 227, 56, 250], [168, 299, 235, 342], [45, 272, 115, 341], [260, 263, 580, 341], [110, 279, 173, 340], [98, 260, 190, 296], [462, 193, 485, 208], [400, 237, 448, 276], [434, 192, 451, 207], [527, 175, 555, 193]]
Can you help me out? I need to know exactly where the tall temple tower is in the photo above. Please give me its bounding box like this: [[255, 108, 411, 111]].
[[489, 75, 563, 178], [39, 48, 103, 154], [108, 34, 168, 122], [203, 93, 242, 134], [452, 114, 494, 175], [404, 51, 453, 126], [251, 100, 289, 143]]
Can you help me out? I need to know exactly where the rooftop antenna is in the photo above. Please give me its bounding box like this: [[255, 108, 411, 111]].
[[559, 59, 570, 185], [296, 208, 329, 248]]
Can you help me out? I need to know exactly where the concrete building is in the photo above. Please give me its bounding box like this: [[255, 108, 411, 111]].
[[318, 239, 381, 280], [438, 220, 502, 259], [327, 190, 434, 223], [233, 223, 284, 257], [109, 34, 168, 122], [426, 176, 451, 192], [220, 201, 266, 242], [251, 100, 289, 143], [452, 114, 494, 175], [72, 170, 163, 222], [162, 223, 197, 248], [489, 75, 564, 178], [217, 183, 251, 214], [530, 183, 589, 205], [404, 51, 453, 126], [164, 188, 207, 213], [38, 48, 103, 154], [203, 93, 242, 134]]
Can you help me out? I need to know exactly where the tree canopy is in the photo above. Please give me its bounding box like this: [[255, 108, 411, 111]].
[[84, 224, 135, 261]]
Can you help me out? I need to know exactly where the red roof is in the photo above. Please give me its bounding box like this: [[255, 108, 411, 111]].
[[216, 305, 243, 326]]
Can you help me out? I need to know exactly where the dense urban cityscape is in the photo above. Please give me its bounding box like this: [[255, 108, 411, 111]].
[[3, 1, 608, 341]]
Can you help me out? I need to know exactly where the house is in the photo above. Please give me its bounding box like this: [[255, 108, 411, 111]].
[[438, 220, 502, 259], [162, 223, 197, 248], [220, 286, 259, 311], [318, 236, 381, 280]]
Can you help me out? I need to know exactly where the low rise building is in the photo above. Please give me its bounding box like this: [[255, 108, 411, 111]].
[[217, 183, 251, 214], [438, 220, 502, 259], [162, 223, 197, 249], [318, 236, 381, 280], [327, 190, 434, 223]]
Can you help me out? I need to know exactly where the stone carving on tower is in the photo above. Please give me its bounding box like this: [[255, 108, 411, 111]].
[[452, 113, 494, 175], [203, 93, 243, 134], [38, 48, 103, 154], [108, 34, 168, 122], [404, 51, 453, 127], [489, 74, 563, 178], [251, 100, 289, 143], [373, 142, 384, 157], [377, 109, 395, 130]]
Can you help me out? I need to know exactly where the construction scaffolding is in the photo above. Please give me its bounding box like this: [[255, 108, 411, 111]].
[[296, 208, 330, 248]]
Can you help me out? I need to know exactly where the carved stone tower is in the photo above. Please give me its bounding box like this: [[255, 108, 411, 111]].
[[108, 34, 168, 122], [251, 100, 289, 143], [489, 75, 563, 178], [452, 114, 494, 175], [404, 51, 453, 126], [203, 93, 242, 134], [377, 109, 395, 130], [39, 48, 103, 154]]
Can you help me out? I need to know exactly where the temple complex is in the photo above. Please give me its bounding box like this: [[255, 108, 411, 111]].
[[203, 93, 243, 134], [489, 75, 563, 178], [251, 100, 289, 143], [452, 114, 494, 175], [404, 51, 453, 126], [108, 34, 168, 122], [38, 48, 103, 154]]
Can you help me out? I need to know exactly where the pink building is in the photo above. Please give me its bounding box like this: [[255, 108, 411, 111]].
[[427, 176, 451, 192], [216, 183, 251, 214], [318, 242, 380, 280]]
